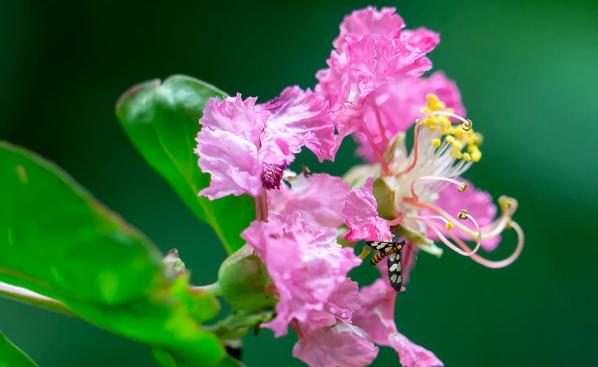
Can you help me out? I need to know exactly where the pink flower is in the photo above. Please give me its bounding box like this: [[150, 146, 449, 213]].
[[268, 173, 350, 229], [293, 323, 378, 367], [343, 177, 393, 242], [316, 6, 439, 155], [196, 87, 334, 199], [431, 180, 500, 251], [355, 72, 465, 162], [242, 212, 361, 336], [353, 279, 444, 367]]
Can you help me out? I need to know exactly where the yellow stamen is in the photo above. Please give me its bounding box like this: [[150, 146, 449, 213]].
[[419, 94, 484, 164]]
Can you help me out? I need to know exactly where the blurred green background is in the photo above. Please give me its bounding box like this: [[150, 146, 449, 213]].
[[1, 0, 597, 366]]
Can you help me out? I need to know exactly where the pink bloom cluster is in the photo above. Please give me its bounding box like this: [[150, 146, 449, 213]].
[[242, 174, 441, 367], [195, 6, 523, 367]]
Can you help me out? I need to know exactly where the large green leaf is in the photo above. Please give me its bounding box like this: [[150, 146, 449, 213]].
[[116, 75, 254, 254], [0, 142, 224, 365], [0, 331, 37, 367]]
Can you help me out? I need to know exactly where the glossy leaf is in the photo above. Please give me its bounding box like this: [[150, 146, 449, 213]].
[[116, 75, 254, 254], [0, 331, 38, 367], [0, 142, 224, 365]]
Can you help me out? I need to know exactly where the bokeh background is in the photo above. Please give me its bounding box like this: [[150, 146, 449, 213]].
[[1, 0, 597, 366]]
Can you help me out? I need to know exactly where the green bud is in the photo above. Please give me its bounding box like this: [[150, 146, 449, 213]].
[[163, 248, 187, 278], [218, 245, 276, 313], [373, 177, 397, 219]]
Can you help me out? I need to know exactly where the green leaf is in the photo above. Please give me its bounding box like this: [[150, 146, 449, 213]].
[[0, 142, 224, 365], [0, 331, 38, 367], [116, 75, 254, 254]]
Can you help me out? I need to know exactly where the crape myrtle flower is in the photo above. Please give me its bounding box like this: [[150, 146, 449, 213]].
[[316, 7, 440, 161], [196, 86, 335, 200], [195, 5, 524, 367], [342, 92, 524, 288], [242, 210, 361, 337], [242, 172, 440, 367]]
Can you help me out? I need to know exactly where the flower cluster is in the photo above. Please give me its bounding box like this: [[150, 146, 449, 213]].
[[196, 6, 523, 367]]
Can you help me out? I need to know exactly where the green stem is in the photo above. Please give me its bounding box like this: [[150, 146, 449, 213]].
[[192, 282, 221, 296], [0, 282, 73, 316]]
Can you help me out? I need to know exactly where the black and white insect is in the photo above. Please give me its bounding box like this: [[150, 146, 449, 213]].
[[367, 235, 406, 292]]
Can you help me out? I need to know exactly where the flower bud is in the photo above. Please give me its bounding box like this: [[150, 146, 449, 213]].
[[218, 245, 276, 313]]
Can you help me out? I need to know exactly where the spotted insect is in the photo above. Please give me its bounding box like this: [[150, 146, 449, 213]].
[[367, 235, 406, 292]]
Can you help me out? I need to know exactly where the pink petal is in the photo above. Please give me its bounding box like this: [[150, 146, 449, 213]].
[[242, 213, 361, 336], [196, 95, 268, 198], [390, 333, 444, 367], [356, 72, 464, 162], [200, 94, 266, 146], [334, 6, 405, 48], [431, 180, 500, 251], [196, 128, 262, 199], [293, 323, 379, 367], [352, 279, 397, 344], [343, 177, 393, 242], [268, 173, 350, 228], [260, 86, 335, 163]]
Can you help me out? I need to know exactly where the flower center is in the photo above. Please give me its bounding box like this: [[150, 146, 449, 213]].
[[261, 163, 286, 190]]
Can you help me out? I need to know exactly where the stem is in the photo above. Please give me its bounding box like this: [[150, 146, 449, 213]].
[[261, 191, 269, 222], [362, 125, 392, 176], [0, 282, 73, 316], [373, 105, 389, 150], [192, 282, 221, 296], [396, 124, 421, 178]]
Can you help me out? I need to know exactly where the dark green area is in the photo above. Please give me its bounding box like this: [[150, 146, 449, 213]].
[[0, 331, 37, 367], [1, 0, 596, 366]]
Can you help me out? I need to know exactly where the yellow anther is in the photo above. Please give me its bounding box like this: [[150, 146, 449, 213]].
[[462, 152, 472, 161], [432, 138, 442, 148], [471, 149, 482, 162], [445, 135, 456, 144], [446, 221, 455, 231], [458, 182, 468, 192], [462, 119, 473, 131], [498, 196, 514, 212], [458, 209, 469, 220]]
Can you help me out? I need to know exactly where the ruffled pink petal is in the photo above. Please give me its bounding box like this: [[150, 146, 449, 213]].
[[431, 180, 500, 251], [242, 213, 361, 336], [352, 279, 397, 344], [317, 8, 439, 152], [268, 173, 350, 228], [200, 94, 266, 146], [343, 177, 393, 242], [356, 72, 464, 162], [260, 86, 335, 163], [334, 7, 405, 48], [326, 279, 361, 324], [196, 94, 268, 198], [196, 128, 262, 199], [353, 279, 443, 367], [390, 333, 444, 367], [293, 323, 379, 367]]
